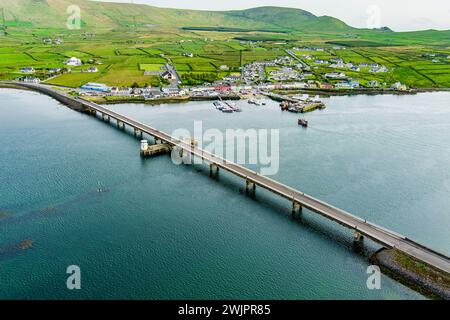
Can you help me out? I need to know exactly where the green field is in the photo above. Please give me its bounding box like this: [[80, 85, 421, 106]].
[[2, 0, 450, 88], [139, 64, 165, 71], [3, 30, 450, 88]]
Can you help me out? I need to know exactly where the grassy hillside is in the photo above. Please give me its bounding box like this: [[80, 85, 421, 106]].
[[0, 0, 353, 32], [2, 0, 450, 46], [2, 0, 450, 89]]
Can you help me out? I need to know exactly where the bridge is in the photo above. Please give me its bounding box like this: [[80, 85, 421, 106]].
[[6, 82, 450, 275]]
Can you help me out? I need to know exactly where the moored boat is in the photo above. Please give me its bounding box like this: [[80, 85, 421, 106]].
[[298, 119, 308, 127], [213, 101, 225, 110], [222, 106, 234, 113], [226, 101, 241, 112]]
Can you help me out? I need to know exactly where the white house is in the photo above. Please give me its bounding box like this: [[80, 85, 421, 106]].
[[20, 67, 35, 73], [66, 57, 82, 67], [87, 66, 98, 73], [161, 71, 176, 80], [110, 87, 132, 96], [325, 72, 346, 79], [48, 68, 61, 74], [370, 66, 389, 73], [392, 82, 407, 91], [22, 76, 41, 84]]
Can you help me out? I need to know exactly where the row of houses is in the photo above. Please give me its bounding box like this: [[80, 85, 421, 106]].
[[319, 80, 406, 90], [78, 80, 320, 98], [268, 66, 303, 82], [19, 57, 94, 76], [18, 76, 41, 84], [292, 47, 325, 52], [311, 57, 389, 74], [191, 81, 318, 93], [241, 56, 304, 84], [78, 82, 190, 99]]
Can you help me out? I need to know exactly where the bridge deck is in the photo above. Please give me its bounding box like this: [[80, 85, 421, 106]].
[[11, 82, 450, 275]]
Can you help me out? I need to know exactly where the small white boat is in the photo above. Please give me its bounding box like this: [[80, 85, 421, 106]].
[[225, 101, 241, 112], [213, 101, 225, 110], [231, 104, 242, 112], [221, 106, 234, 113], [249, 98, 265, 106]]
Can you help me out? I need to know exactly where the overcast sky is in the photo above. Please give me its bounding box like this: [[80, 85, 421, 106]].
[[96, 0, 450, 31]]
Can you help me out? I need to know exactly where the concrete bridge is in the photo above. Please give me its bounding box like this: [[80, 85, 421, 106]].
[[6, 82, 450, 275]]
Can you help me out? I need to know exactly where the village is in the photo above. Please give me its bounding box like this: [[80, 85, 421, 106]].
[[15, 44, 414, 104]]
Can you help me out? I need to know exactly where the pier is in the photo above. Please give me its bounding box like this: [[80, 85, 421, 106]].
[[140, 139, 172, 157], [8, 82, 450, 276], [261, 91, 299, 103]]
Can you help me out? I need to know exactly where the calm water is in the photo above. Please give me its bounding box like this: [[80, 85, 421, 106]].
[[1, 88, 450, 299]]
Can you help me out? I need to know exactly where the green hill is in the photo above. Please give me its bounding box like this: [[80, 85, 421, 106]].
[[0, 0, 354, 32], [224, 7, 351, 32], [2, 0, 450, 46]]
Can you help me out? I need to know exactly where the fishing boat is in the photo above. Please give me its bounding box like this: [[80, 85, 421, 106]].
[[288, 106, 300, 113], [280, 101, 289, 111], [232, 105, 242, 112], [221, 106, 234, 113], [298, 119, 308, 128], [213, 101, 225, 110], [249, 98, 265, 106], [226, 101, 242, 112]]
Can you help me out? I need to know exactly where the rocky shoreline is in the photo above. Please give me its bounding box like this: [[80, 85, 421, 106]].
[[371, 248, 450, 300]]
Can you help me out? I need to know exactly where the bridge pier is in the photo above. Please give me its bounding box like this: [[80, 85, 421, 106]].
[[292, 201, 302, 216], [353, 231, 364, 243], [134, 128, 143, 139], [117, 120, 125, 130], [102, 113, 110, 122], [210, 164, 219, 177], [246, 179, 256, 196]]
